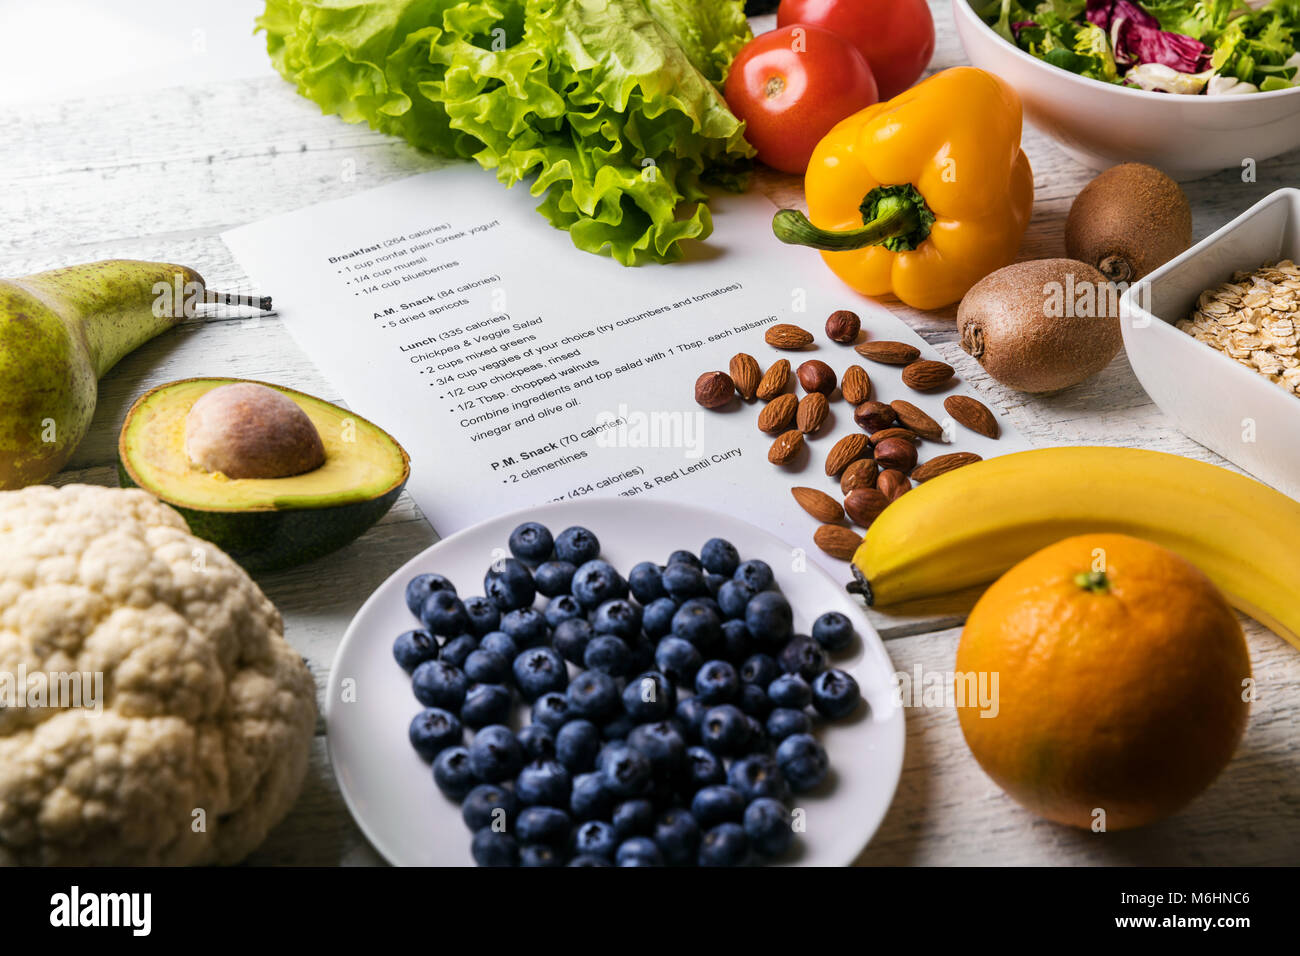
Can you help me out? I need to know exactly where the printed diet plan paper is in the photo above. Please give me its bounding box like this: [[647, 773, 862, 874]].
[[224, 164, 1028, 572]]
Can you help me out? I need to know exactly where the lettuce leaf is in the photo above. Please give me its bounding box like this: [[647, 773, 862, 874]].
[[257, 0, 755, 264]]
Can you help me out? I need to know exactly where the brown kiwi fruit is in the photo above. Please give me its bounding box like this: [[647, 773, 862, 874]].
[[1065, 163, 1192, 283], [957, 259, 1122, 394]]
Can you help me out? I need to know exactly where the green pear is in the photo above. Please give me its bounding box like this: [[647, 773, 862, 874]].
[[0, 259, 205, 488]]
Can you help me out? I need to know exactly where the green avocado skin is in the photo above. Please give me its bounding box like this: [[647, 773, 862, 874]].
[[118, 460, 405, 573]]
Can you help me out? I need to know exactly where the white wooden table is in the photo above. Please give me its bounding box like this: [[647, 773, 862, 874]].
[[2, 3, 1296, 866]]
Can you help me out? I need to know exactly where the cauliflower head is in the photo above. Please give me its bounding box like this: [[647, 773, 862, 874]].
[[0, 485, 316, 864]]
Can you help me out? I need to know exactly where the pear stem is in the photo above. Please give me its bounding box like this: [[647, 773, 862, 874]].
[[205, 290, 274, 312]]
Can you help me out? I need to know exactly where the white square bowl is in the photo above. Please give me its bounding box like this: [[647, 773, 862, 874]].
[[1121, 188, 1300, 500]]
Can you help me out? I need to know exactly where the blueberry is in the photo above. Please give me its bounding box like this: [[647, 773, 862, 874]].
[[583, 635, 631, 676], [554, 526, 601, 565], [571, 559, 627, 609], [671, 600, 722, 650], [531, 692, 571, 731], [464, 648, 510, 684], [461, 683, 512, 728], [432, 746, 475, 800], [690, 784, 745, 827], [516, 724, 556, 761], [601, 712, 637, 741], [699, 823, 749, 866], [592, 598, 643, 640], [744, 797, 794, 858], [678, 749, 721, 794], [611, 798, 655, 838], [626, 720, 685, 774], [516, 805, 571, 846], [615, 836, 664, 867], [392, 629, 440, 673], [409, 707, 463, 760], [775, 733, 829, 792], [501, 608, 549, 649], [779, 635, 828, 680], [479, 631, 517, 661], [462, 783, 517, 831], [812, 668, 862, 719], [508, 521, 554, 566], [628, 635, 656, 674], [572, 820, 619, 860], [471, 828, 518, 867], [662, 562, 707, 600], [745, 591, 793, 648], [728, 754, 790, 803], [468, 725, 524, 782], [705, 573, 727, 595], [717, 579, 758, 620], [419, 590, 470, 636], [622, 671, 676, 722], [700, 704, 751, 755], [744, 715, 767, 751], [675, 696, 709, 741], [766, 707, 812, 741], [740, 682, 773, 718], [568, 854, 611, 867], [694, 660, 739, 704], [570, 771, 614, 820], [667, 549, 702, 568], [700, 537, 740, 576], [483, 557, 536, 611], [598, 744, 653, 797], [462, 595, 501, 636], [566, 669, 620, 721], [628, 561, 666, 604], [720, 619, 753, 663], [519, 844, 564, 867], [741, 653, 781, 688], [811, 610, 855, 651], [556, 719, 602, 773], [412, 660, 469, 710], [768, 673, 812, 709], [734, 559, 775, 592], [512, 646, 568, 701], [405, 573, 455, 618], [542, 594, 584, 629], [654, 636, 702, 684], [534, 560, 577, 598], [516, 758, 572, 807], [642, 597, 679, 638], [653, 809, 702, 866], [439, 634, 478, 669]]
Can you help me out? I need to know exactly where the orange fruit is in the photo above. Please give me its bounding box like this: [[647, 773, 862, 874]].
[[955, 533, 1251, 830]]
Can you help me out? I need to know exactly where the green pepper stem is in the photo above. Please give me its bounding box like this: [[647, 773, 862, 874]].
[[772, 207, 920, 252]]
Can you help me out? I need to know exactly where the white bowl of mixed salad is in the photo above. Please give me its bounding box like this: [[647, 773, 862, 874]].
[[954, 0, 1300, 177]]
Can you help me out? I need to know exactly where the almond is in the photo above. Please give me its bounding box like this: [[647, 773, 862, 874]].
[[796, 393, 829, 434], [730, 353, 761, 402], [824, 433, 870, 477], [813, 524, 862, 561], [840, 365, 871, 405], [877, 469, 911, 501], [912, 451, 982, 482], [757, 393, 798, 433], [694, 371, 736, 409], [867, 427, 920, 446], [890, 400, 944, 440], [768, 429, 805, 465], [844, 488, 890, 529], [855, 340, 920, 365], [944, 394, 1000, 439], [901, 359, 955, 392], [792, 486, 844, 523], [764, 323, 814, 350], [756, 358, 791, 400], [839, 458, 879, 495]]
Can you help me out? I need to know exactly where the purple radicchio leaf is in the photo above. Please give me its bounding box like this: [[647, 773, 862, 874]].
[[1086, 0, 1210, 72]]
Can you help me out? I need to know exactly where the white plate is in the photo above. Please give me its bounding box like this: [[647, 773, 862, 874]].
[[325, 498, 906, 866]]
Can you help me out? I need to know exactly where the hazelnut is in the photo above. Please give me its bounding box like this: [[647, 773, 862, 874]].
[[853, 400, 896, 432], [796, 360, 836, 395], [694, 371, 736, 409], [873, 437, 918, 473], [844, 488, 890, 529], [876, 469, 912, 501], [825, 310, 861, 344]]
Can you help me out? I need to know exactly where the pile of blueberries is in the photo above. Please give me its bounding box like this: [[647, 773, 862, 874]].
[[393, 522, 863, 866]]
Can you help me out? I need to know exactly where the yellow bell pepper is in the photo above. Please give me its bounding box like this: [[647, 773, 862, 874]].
[[773, 67, 1034, 311]]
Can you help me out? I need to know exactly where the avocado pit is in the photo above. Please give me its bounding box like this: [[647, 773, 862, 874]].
[[184, 382, 326, 479]]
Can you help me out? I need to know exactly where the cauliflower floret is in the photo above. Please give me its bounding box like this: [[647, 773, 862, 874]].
[[0, 485, 316, 864]]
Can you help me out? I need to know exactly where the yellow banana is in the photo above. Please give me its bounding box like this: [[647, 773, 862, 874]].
[[851, 446, 1300, 650]]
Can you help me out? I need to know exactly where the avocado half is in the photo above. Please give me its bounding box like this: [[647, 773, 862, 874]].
[[118, 377, 410, 572]]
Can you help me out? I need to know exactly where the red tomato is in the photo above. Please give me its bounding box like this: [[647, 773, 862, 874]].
[[724, 25, 878, 175], [778, 0, 935, 101]]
